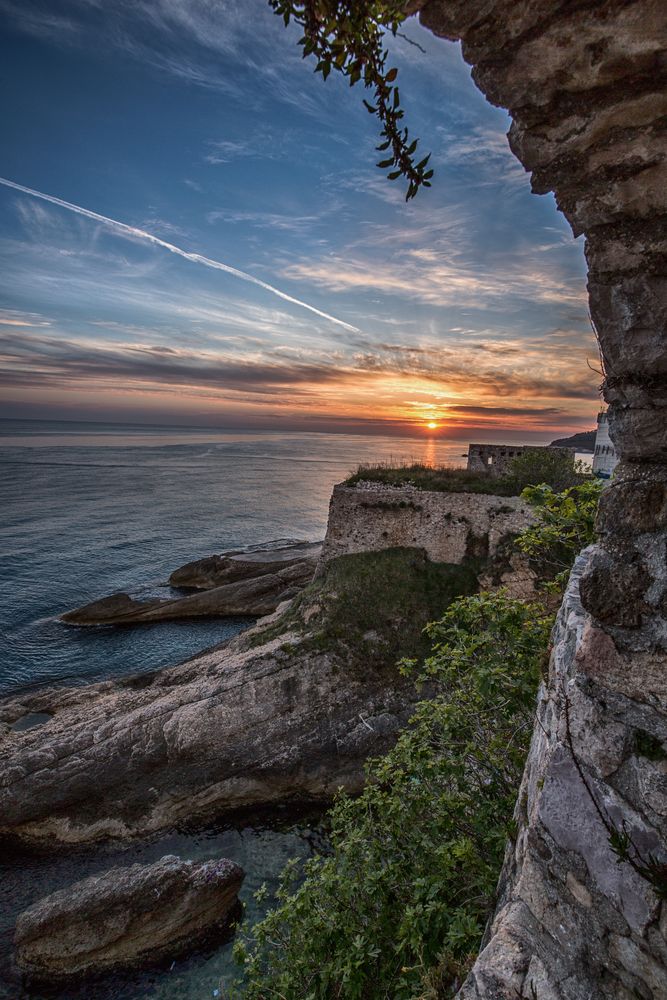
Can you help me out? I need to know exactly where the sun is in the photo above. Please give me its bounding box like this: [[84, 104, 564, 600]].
[[426, 421, 438, 430]]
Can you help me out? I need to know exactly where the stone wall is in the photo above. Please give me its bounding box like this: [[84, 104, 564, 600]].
[[467, 443, 572, 478], [320, 482, 532, 565], [408, 2, 667, 996]]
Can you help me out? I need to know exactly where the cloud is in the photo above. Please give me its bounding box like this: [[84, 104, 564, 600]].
[[0, 176, 359, 332], [0, 320, 599, 414], [0, 0, 80, 41], [0, 329, 346, 398], [0, 0, 327, 114], [0, 308, 51, 328], [281, 251, 587, 310]]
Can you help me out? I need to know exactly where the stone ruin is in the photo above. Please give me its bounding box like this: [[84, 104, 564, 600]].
[[409, 1, 667, 997], [467, 443, 573, 478]]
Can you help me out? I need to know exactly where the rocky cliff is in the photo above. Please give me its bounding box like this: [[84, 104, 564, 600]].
[[0, 485, 527, 845], [408, 2, 667, 996]]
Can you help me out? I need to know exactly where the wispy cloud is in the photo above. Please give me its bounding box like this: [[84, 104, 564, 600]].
[[0, 176, 359, 332], [281, 250, 587, 310], [0, 319, 598, 412], [0, 308, 51, 328]]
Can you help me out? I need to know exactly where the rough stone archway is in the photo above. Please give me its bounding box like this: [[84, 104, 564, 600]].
[[409, 2, 667, 997]]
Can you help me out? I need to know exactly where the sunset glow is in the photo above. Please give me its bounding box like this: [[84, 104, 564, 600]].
[[0, 0, 600, 442]]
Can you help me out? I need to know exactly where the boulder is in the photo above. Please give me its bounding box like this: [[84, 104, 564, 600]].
[[14, 855, 244, 979]]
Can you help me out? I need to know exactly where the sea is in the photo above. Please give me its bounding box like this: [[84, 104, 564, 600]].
[[1, 417, 482, 1000]]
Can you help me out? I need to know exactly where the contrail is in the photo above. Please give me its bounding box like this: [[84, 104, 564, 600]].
[[0, 176, 359, 333]]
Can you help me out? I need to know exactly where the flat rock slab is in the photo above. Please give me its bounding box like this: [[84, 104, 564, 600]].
[[169, 540, 322, 588], [14, 854, 244, 979], [61, 539, 322, 625]]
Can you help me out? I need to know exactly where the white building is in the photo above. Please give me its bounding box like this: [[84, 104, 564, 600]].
[[592, 411, 618, 478]]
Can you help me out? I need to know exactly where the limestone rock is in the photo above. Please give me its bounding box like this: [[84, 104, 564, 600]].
[[169, 540, 321, 589], [13, 855, 243, 979], [61, 540, 321, 624], [0, 552, 430, 844]]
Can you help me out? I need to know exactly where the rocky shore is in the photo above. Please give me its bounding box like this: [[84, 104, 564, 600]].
[[0, 483, 533, 846], [61, 540, 322, 625], [0, 553, 430, 844], [14, 855, 244, 979]]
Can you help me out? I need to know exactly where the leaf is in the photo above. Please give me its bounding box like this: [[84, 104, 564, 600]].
[[385, 67, 398, 82]]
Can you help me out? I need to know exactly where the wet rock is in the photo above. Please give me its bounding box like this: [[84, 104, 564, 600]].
[[0, 550, 432, 844], [13, 855, 244, 979], [61, 540, 322, 624], [170, 540, 321, 589]]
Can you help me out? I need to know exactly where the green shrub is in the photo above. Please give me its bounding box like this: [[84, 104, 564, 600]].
[[516, 479, 602, 591], [232, 591, 553, 999], [502, 449, 589, 494]]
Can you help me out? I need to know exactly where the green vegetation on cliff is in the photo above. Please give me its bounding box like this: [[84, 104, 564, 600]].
[[249, 546, 480, 668], [233, 482, 600, 998], [234, 591, 552, 998], [345, 462, 519, 495], [517, 479, 603, 592]]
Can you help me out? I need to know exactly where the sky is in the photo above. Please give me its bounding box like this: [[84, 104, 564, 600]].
[[0, 0, 601, 442]]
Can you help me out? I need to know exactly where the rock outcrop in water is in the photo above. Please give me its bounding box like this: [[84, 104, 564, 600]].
[[0, 478, 529, 845], [0, 547, 440, 844], [407, 1, 667, 996], [61, 540, 321, 625], [14, 855, 244, 979]]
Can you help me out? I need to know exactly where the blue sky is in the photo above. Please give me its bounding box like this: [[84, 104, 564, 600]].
[[0, 0, 600, 440]]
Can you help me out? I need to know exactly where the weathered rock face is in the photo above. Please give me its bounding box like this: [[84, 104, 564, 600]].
[[457, 552, 667, 1000], [409, 1, 667, 996], [0, 620, 409, 843], [14, 855, 244, 979], [169, 540, 321, 590]]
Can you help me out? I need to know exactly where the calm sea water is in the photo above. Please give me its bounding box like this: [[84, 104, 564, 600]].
[[0, 419, 473, 698], [1, 418, 477, 1000]]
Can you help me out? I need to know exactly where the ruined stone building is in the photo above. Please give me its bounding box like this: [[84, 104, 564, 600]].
[[467, 443, 573, 478]]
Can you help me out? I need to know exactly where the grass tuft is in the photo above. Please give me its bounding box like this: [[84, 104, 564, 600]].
[[344, 461, 521, 496]]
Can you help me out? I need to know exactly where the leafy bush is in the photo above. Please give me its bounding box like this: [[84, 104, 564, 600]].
[[232, 592, 553, 999], [516, 479, 602, 591], [502, 449, 589, 493]]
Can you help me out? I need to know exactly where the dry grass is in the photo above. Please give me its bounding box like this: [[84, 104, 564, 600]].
[[344, 461, 520, 496]]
